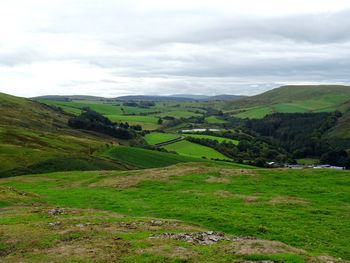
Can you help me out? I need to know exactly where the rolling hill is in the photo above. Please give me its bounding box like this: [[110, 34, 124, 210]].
[[0, 93, 127, 177], [228, 85, 350, 118]]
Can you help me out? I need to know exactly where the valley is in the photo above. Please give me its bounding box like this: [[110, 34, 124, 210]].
[[1, 85, 350, 262]]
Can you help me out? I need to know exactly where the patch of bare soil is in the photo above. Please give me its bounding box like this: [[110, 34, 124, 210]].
[[151, 231, 256, 245], [90, 163, 245, 188], [206, 169, 256, 184], [214, 191, 259, 202], [307, 255, 347, 263], [43, 237, 130, 262], [269, 196, 310, 206], [224, 239, 305, 255], [136, 240, 199, 260]]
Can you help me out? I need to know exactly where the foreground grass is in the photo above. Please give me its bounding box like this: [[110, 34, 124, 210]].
[[0, 204, 324, 263], [1, 164, 349, 260]]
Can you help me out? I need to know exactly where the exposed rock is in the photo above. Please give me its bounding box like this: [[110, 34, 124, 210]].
[[150, 219, 163, 226], [48, 208, 65, 216], [151, 231, 256, 245], [48, 221, 61, 227]]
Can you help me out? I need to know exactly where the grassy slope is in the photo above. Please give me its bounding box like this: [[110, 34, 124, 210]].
[[38, 99, 160, 130], [185, 134, 239, 145], [101, 146, 250, 169], [229, 85, 350, 119], [157, 110, 201, 118], [1, 164, 349, 260], [163, 140, 230, 160], [0, 93, 125, 176], [101, 146, 206, 168], [205, 116, 227, 123], [325, 109, 350, 149], [144, 132, 181, 145]]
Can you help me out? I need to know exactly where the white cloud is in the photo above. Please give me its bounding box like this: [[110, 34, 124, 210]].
[[0, 0, 350, 97]]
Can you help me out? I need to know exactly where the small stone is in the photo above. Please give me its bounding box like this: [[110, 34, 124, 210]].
[[48, 208, 65, 216], [48, 221, 61, 227]]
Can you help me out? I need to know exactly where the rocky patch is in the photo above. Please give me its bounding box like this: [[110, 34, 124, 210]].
[[151, 231, 256, 245]]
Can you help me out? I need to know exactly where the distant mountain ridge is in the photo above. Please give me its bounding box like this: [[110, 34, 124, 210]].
[[34, 94, 246, 102], [230, 85, 350, 107]]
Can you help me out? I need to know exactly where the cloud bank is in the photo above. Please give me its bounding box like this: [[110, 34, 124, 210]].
[[1, 0, 350, 97]]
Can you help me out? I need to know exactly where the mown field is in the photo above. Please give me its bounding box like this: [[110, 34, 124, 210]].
[[1, 164, 349, 262]]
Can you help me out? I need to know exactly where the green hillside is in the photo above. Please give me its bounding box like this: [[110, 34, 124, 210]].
[[325, 109, 350, 149], [0, 93, 125, 176], [229, 85, 350, 119]]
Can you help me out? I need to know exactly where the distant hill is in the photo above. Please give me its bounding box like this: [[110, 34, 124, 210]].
[[33, 95, 108, 101], [170, 94, 210, 100], [116, 94, 245, 102], [34, 94, 246, 102], [325, 105, 350, 148], [115, 95, 197, 102], [206, 94, 245, 101], [228, 85, 350, 119], [232, 85, 350, 107]]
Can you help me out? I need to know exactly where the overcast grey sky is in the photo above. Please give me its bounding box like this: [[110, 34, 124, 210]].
[[1, 0, 350, 97]]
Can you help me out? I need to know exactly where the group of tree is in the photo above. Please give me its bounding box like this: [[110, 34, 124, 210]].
[[238, 111, 350, 168], [186, 136, 292, 167], [68, 108, 140, 139]]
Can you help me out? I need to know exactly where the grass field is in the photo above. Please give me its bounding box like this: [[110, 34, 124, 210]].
[[234, 106, 273, 119], [101, 146, 205, 168], [1, 164, 349, 261], [163, 140, 230, 160], [157, 110, 202, 118], [185, 134, 239, 145], [144, 132, 181, 145], [205, 116, 227, 123]]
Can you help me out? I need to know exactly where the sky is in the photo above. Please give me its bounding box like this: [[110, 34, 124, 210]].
[[1, 0, 350, 97]]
